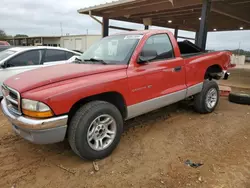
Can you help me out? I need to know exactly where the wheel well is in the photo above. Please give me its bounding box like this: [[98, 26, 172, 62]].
[[67, 92, 127, 124], [204, 64, 223, 80]]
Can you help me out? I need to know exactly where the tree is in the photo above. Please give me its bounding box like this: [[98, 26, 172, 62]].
[[15, 34, 28, 38], [0, 29, 7, 40]]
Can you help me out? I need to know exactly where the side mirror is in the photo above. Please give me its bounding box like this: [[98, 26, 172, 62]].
[[138, 50, 157, 64]]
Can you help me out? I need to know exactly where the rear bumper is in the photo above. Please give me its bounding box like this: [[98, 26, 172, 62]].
[[1, 98, 68, 144]]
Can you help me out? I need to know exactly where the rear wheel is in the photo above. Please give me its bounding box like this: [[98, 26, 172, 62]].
[[68, 101, 123, 160], [194, 80, 219, 114]]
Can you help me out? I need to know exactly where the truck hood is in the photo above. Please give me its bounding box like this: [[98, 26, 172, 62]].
[[4, 63, 127, 93]]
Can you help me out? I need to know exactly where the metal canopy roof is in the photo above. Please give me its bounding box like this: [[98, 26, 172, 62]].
[[78, 0, 250, 32]]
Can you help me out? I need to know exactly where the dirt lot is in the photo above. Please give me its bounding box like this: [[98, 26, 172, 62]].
[[0, 69, 250, 188]]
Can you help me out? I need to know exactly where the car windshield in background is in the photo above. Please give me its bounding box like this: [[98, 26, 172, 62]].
[[0, 50, 16, 61], [78, 34, 142, 65]]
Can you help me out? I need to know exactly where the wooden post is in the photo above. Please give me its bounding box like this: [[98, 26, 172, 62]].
[[102, 18, 109, 38], [174, 27, 179, 39], [197, 0, 211, 50], [195, 31, 199, 45]]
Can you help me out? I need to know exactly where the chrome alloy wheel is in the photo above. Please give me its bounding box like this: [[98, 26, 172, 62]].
[[87, 114, 117, 151], [205, 88, 218, 109]]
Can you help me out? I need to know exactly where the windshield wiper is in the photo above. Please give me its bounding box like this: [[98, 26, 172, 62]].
[[83, 58, 108, 65], [74, 57, 83, 63], [73, 57, 84, 64]]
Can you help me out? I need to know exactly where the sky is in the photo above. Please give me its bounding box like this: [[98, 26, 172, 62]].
[[1, 0, 250, 51]]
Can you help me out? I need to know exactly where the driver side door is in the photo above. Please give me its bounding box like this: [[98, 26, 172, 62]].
[[126, 34, 185, 119], [127, 34, 173, 117]]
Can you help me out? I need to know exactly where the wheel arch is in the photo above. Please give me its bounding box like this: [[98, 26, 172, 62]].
[[204, 64, 223, 80], [67, 91, 128, 124]]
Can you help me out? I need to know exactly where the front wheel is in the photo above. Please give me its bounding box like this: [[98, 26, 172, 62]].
[[68, 101, 123, 160], [194, 80, 219, 114]]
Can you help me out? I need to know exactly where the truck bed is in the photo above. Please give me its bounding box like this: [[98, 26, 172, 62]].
[[178, 40, 207, 58]]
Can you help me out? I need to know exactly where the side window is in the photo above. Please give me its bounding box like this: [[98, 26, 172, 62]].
[[7, 50, 43, 67], [44, 50, 66, 62], [142, 34, 174, 61], [65, 51, 75, 59]]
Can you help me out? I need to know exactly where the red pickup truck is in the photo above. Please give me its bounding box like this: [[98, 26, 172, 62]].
[[1, 30, 232, 160]]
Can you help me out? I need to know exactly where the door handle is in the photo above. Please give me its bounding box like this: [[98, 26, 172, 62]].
[[174, 66, 182, 72]]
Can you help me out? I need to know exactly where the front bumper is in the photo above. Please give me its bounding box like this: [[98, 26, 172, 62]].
[[1, 98, 68, 144]]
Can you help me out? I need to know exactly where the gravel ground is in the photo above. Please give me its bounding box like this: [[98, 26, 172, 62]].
[[0, 68, 249, 188]]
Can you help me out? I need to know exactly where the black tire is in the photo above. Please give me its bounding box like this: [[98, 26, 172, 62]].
[[194, 80, 219, 114], [68, 101, 123, 160], [229, 93, 250, 105]]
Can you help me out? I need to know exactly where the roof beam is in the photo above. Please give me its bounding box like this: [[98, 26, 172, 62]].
[[211, 2, 250, 24], [130, 7, 202, 18], [109, 26, 136, 31], [103, 0, 202, 18], [230, 1, 250, 5], [78, 0, 137, 13], [151, 12, 201, 21], [89, 11, 102, 25]]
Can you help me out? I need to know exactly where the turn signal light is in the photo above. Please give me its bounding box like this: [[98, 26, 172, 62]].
[[23, 109, 54, 118]]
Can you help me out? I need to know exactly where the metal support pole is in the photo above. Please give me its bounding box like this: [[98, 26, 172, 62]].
[[144, 25, 149, 30], [197, 0, 211, 50], [102, 17, 109, 38], [174, 27, 179, 39], [195, 31, 199, 45]]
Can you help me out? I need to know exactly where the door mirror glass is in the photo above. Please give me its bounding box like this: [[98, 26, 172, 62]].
[[138, 50, 157, 64]]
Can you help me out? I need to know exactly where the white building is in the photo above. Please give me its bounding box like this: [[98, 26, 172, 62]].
[[6, 35, 102, 52], [61, 35, 101, 52], [231, 54, 246, 65]]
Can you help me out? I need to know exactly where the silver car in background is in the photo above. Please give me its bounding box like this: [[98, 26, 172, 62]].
[[0, 46, 81, 97]]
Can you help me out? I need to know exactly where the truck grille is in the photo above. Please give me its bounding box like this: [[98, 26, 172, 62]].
[[1, 84, 21, 115]]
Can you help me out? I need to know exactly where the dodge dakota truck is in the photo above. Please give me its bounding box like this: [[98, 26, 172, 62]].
[[1, 30, 233, 160]]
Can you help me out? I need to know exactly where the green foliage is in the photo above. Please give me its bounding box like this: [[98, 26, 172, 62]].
[[15, 34, 29, 38], [230, 49, 250, 56], [0, 29, 7, 40]]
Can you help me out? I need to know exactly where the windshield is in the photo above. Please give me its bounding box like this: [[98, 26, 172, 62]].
[[0, 50, 16, 61], [78, 34, 142, 65]]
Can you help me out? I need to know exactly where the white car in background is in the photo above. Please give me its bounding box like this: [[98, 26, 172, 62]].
[[0, 46, 81, 97]]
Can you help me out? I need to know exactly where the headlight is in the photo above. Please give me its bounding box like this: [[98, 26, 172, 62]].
[[22, 99, 54, 118]]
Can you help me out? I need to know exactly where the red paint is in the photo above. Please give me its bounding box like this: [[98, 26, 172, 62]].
[[4, 30, 232, 116]]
